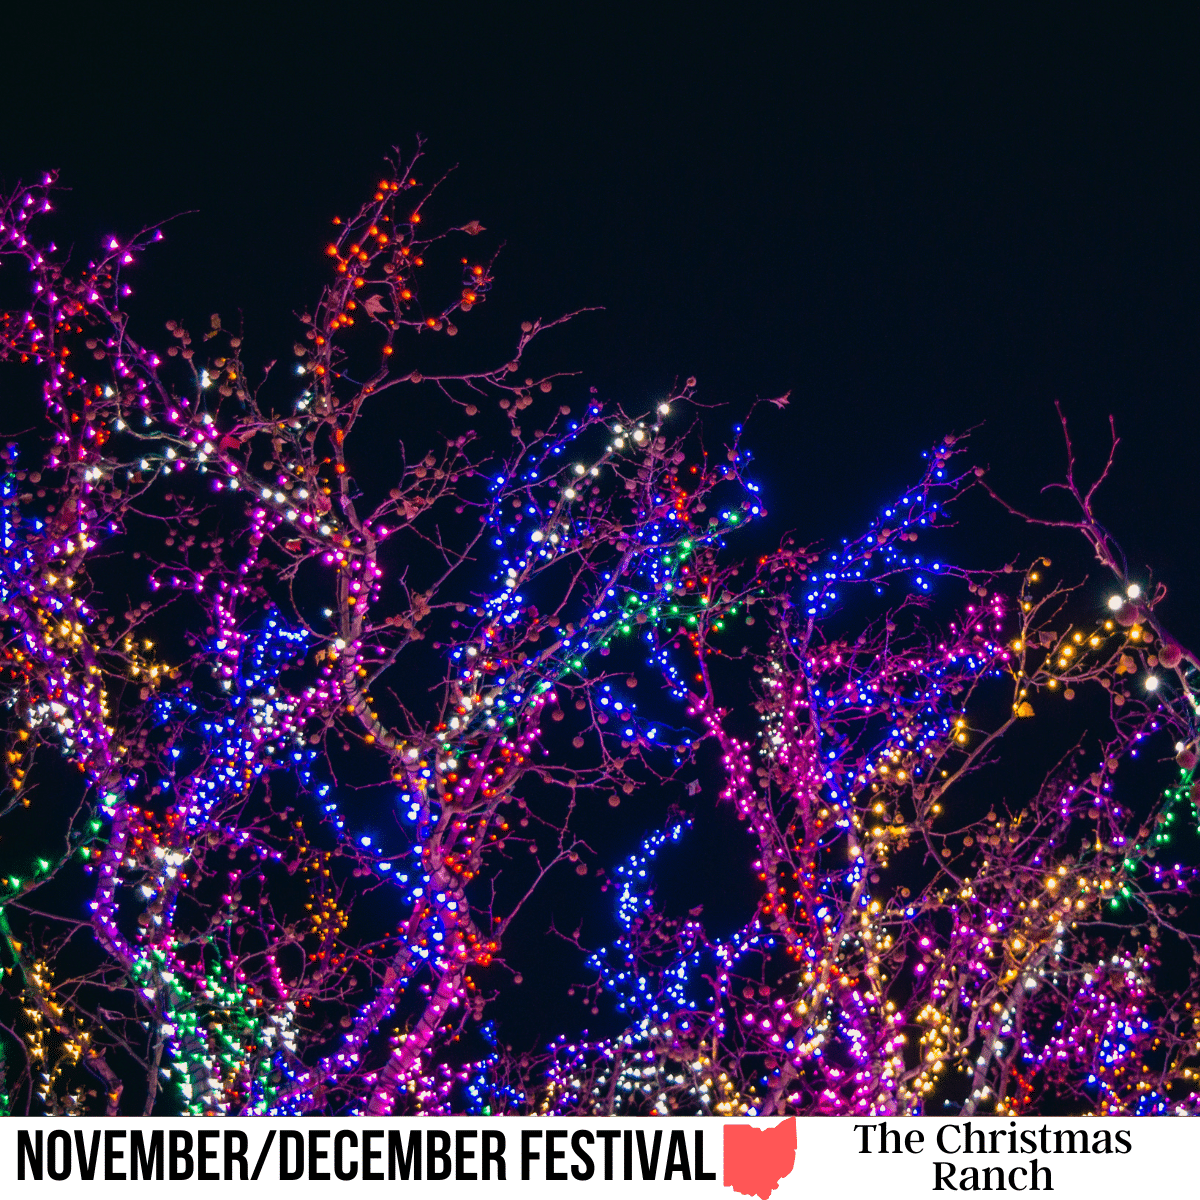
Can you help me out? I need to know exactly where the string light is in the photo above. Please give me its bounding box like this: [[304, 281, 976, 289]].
[[0, 158, 1197, 1120]]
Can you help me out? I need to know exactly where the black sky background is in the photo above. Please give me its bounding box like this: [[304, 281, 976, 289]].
[[1, 5, 1198, 1059], [2, 6, 1195, 593]]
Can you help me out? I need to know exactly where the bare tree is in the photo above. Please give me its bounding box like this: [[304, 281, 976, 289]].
[[0, 147, 1196, 1116]]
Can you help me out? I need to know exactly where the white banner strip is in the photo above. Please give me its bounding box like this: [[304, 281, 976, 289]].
[[0, 1116, 1175, 1197]]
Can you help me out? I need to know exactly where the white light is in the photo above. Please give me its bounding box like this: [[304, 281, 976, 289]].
[[531, 530, 544, 542], [1146, 676, 1159, 692], [1108, 595, 1124, 611], [1126, 583, 1141, 599]]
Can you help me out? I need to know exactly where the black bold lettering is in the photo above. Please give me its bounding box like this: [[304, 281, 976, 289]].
[[334, 1130, 357, 1180], [224, 1130, 248, 1181], [934, 1161, 957, 1190], [455, 1130, 477, 1181], [47, 1131, 71, 1181], [427, 1131, 451, 1181], [636, 1130, 662, 1179], [279, 1130, 303, 1181], [198, 1130, 219, 1180], [308, 1130, 330, 1181], [131, 1130, 163, 1180], [75, 1130, 100, 1179], [482, 1130, 505, 1180], [169, 1131, 194, 1181], [250, 1130, 276, 1182], [521, 1130, 542, 1180], [387, 1130, 420, 1180], [598, 1130, 620, 1180], [17, 1130, 43, 1181], [663, 1130, 690, 1180], [363, 1130, 383, 1180], [546, 1130, 568, 1180], [105, 1130, 127, 1180], [938, 1124, 961, 1154], [571, 1130, 594, 1181], [963, 1123, 987, 1154]]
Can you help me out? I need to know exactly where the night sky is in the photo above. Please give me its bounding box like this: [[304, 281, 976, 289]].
[[3, 8, 1195, 573], [2, 6, 1198, 1055]]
